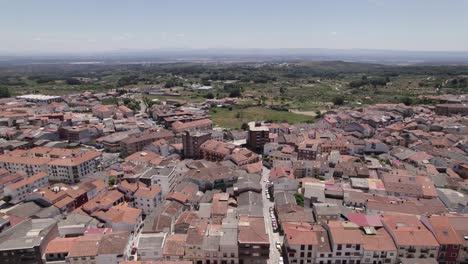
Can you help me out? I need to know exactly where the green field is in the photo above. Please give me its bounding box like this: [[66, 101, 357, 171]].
[[1, 61, 467, 108], [210, 106, 313, 129]]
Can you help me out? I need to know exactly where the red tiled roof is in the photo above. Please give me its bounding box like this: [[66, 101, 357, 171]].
[[347, 213, 383, 227], [134, 186, 161, 199], [6, 172, 47, 191], [283, 222, 319, 245], [381, 213, 439, 247], [238, 216, 269, 244], [163, 234, 187, 256], [45, 237, 78, 254]]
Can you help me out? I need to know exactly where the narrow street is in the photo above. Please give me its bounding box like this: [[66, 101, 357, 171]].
[[261, 166, 284, 264]]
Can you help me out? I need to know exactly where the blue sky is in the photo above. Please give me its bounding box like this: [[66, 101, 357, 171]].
[[1, 0, 467, 53]]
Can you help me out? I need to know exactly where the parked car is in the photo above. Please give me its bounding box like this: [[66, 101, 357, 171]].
[[276, 242, 282, 250]]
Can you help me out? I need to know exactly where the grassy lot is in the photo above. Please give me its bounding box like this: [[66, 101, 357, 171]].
[[210, 106, 313, 129]]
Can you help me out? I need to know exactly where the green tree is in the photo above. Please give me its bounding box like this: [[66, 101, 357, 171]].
[[401, 97, 413, 106], [241, 123, 249, 131], [315, 110, 323, 118], [229, 88, 241, 98], [333, 96, 344, 105], [117, 75, 138, 87], [109, 176, 117, 186], [142, 96, 156, 112], [101, 97, 118, 105], [294, 193, 304, 207], [0, 87, 11, 98], [205, 92, 215, 99]]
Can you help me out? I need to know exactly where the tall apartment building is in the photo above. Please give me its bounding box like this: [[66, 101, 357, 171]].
[[247, 121, 269, 153], [0, 155, 51, 176], [47, 151, 102, 183], [0, 148, 103, 183], [297, 142, 319, 160], [134, 185, 163, 215], [140, 166, 178, 196], [182, 131, 211, 159], [238, 216, 269, 264]]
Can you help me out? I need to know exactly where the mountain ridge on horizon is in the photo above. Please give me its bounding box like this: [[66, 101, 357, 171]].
[[1, 48, 468, 66]]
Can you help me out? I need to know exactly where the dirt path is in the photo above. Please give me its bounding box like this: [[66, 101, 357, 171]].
[[289, 109, 326, 116]]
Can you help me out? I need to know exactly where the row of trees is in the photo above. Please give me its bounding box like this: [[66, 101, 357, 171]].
[[349, 76, 390, 88], [117, 75, 139, 87], [164, 79, 184, 88], [224, 83, 242, 97]]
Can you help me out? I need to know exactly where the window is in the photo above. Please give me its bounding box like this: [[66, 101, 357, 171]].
[[346, 244, 351, 248], [301, 245, 305, 250], [356, 245, 360, 250], [336, 252, 342, 256], [308, 245, 312, 250], [337, 245, 342, 250]]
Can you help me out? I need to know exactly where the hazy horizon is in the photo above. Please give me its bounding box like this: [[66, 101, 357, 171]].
[[1, 0, 468, 54]]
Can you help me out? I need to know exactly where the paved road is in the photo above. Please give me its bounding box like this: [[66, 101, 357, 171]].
[[127, 223, 144, 260], [261, 166, 284, 264], [139, 98, 147, 115]]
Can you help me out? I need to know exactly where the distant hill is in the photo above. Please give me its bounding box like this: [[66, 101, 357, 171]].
[[1, 48, 468, 66]]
